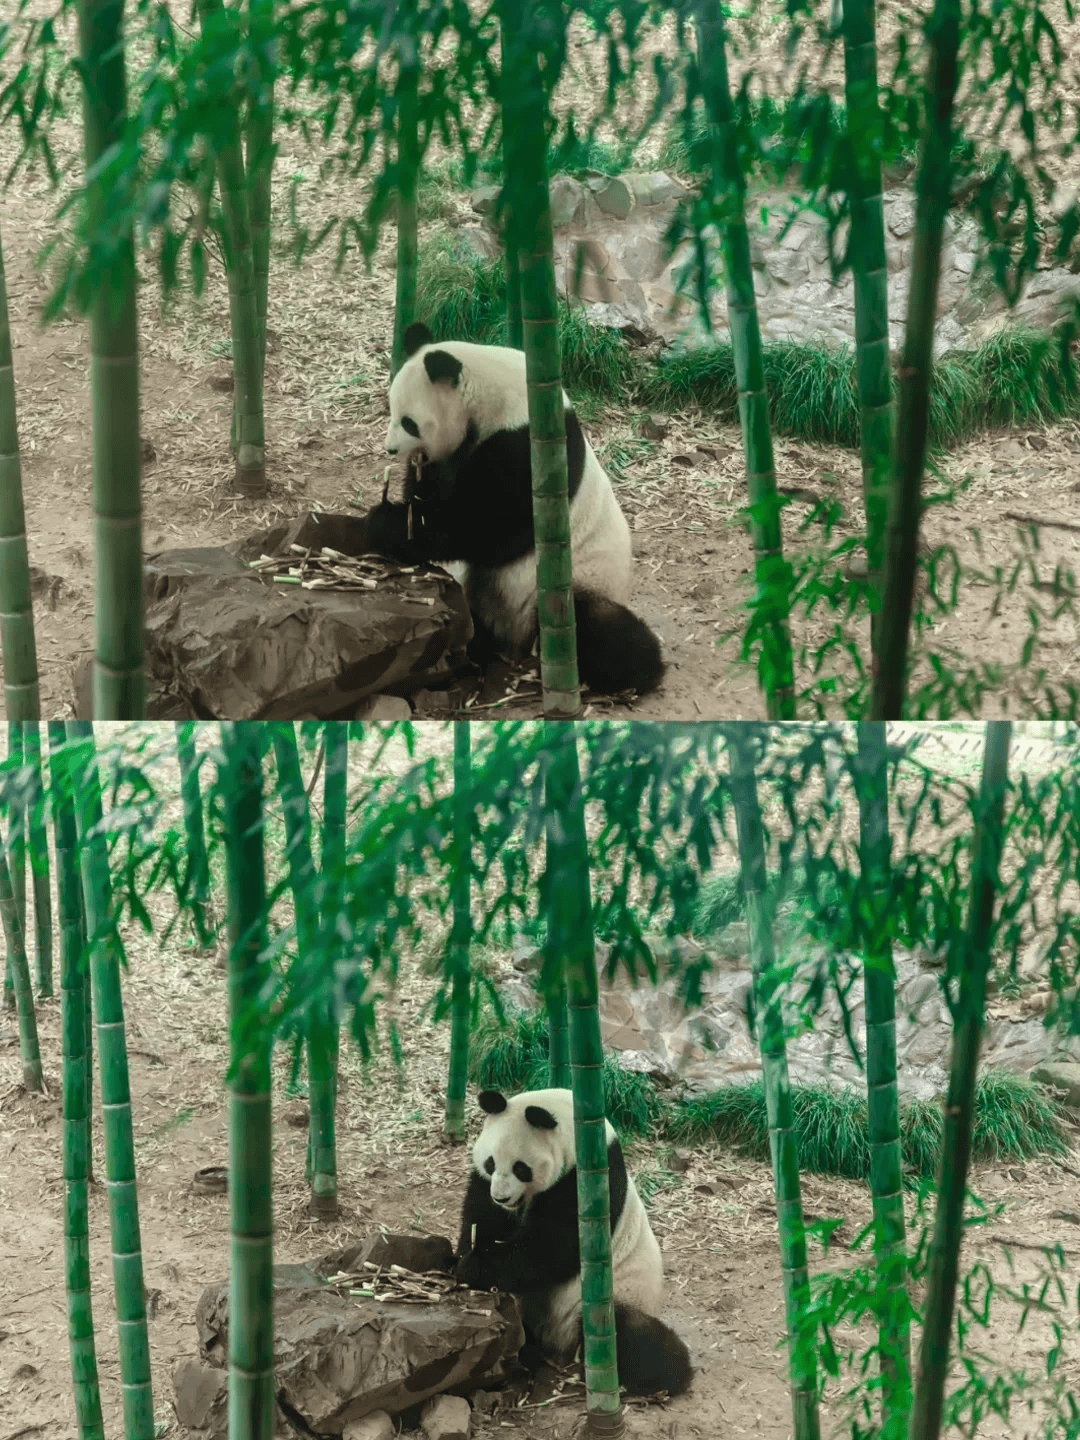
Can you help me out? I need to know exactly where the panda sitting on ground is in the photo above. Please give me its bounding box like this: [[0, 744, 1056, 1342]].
[[361, 323, 665, 697], [453, 1087, 693, 1397]]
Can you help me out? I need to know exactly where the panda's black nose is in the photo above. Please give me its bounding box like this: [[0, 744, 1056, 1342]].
[[387, 446, 398, 455]]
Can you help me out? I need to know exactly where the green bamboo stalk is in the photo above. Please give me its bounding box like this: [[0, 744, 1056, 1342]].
[[842, 0, 893, 673], [176, 721, 213, 944], [543, 748, 572, 1089], [872, 0, 961, 719], [8, 718, 26, 932], [726, 723, 819, 1440], [909, 722, 1011, 1440], [271, 723, 337, 1219], [444, 722, 473, 1142], [218, 722, 275, 1440], [319, 723, 346, 1135], [3, 720, 24, 1009], [0, 832, 43, 1090], [66, 718, 155, 1439], [196, 0, 267, 497], [75, 826, 94, 1180], [78, 0, 146, 719], [48, 720, 105, 1440], [0, 221, 40, 719], [854, 723, 909, 1437], [499, 19, 523, 350], [501, 2, 581, 716], [23, 723, 54, 997], [694, 2, 795, 720], [244, 0, 275, 396], [391, 36, 420, 380], [544, 722, 622, 1433]]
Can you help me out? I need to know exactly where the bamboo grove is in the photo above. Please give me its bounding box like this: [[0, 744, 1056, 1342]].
[[2, 720, 1080, 1438], [1, 0, 1077, 719]]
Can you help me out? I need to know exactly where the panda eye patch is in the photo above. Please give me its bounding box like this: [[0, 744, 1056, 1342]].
[[513, 1162, 532, 1183], [401, 417, 421, 438], [484, 1157, 495, 1175]]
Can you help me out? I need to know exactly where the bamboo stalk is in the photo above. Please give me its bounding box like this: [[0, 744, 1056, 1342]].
[[48, 720, 105, 1440], [726, 723, 819, 1440], [219, 722, 275, 1440], [391, 35, 420, 379], [176, 721, 213, 944], [271, 722, 337, 1219], [444, 721, 473, 1142], [66, 719, 154, 1438], [872, 0, 962, 718], [854, 723, 910, 1437], [0, 831, 43, 1090], [195, 0, 267, 497], [544, 723, 623, 1433], [693, 1, 795, 719], [501, 0, 581, 716], [78, 0, 146, 718], [909, 722, 1011, 1440], [842, 0, 894, 675], [23, 723, 54, 997], [0, 221, 39, 719]]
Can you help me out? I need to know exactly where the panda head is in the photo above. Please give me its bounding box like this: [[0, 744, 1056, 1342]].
[[386, 321, 467, 464], [471, 1088, 577, 1213]]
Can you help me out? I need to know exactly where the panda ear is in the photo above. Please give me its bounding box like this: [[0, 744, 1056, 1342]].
[[423, 348, 463, 387], [478, 1090, 507, 1115], [524, 1105, 559, 1131], [404, 321, 434, 356]]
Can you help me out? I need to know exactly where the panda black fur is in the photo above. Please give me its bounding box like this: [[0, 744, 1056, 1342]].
[[454, 1087, 693, 1397], [362, 323, 665, 697]]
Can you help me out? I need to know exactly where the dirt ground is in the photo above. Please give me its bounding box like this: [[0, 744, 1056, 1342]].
[[1, 725, 1080, 1440], [2, 5, 1080, 722]]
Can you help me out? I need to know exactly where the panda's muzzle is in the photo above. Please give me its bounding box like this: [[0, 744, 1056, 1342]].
[[492, 1194, 524, 1212]]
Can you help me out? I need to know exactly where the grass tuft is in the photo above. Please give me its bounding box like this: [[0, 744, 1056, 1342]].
[[667, 1071, 1067, 1181]]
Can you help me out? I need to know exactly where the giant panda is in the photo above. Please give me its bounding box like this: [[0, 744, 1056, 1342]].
[[453, 1088, 693, 1397], [361, 323, 665, 696]]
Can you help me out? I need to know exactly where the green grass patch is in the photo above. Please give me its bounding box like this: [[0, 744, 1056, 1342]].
[[468, 1006, 666, 1138], [415, 232, 1079, 452], [667, 1070, 1067, 1182], [644, 327, 1080, 450]]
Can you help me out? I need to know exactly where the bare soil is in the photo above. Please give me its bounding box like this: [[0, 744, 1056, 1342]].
[[2, 4, 1080, 721]]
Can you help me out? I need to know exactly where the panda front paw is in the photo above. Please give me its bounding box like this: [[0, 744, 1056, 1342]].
[[454, 1248, 491, 1291]]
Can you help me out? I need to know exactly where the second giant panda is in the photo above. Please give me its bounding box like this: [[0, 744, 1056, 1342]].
[[361, 323, 665, 697], [453, 1087, 693, 1397]]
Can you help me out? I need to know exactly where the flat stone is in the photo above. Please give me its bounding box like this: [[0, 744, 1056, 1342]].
[[591, 176, 634, 220], [1030, 1060, 1080, 1096], [888, 195, 916, 237], [550, 174, 584, 228], [345, 1413, 395, 1440], [766, 249, 811, 285], [422, 1394, 472, 1440], [469, 185, 501, 216]]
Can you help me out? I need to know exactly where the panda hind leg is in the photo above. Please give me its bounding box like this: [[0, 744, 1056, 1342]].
[[610, 1303, 693, 1397], [573, 590, 665, 697]]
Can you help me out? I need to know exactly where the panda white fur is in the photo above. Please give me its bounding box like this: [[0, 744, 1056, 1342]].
[[453, 1088, 693, 1397], [361, 323, 665, 696]]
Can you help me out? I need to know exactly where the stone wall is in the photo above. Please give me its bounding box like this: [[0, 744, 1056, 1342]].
[[467, 171, 1080, 355]]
